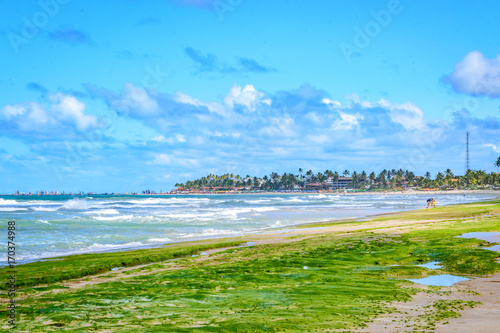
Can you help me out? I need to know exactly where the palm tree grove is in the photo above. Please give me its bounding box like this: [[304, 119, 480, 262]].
[[174, 158, 500, 192]]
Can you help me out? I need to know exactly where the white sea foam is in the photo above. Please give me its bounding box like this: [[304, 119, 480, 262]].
[[87, 209, 120, 215], [158, 207, 278, 220], [147, 237, 172, 243], [120, 197, 210, 206], [4, 241, 145, 261], [82, 241, 143, 251], [179, 228, 242, 238], [32, 206, 59, 212], [94, 215, 134, 221], [0, 207, 28, 211], [0, 198, 18, 205], [246, 199, 272, 204], [59, 199, 89, 210]]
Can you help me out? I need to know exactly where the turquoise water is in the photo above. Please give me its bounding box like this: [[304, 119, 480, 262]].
[[408, 274, 469, 286], [0, 193, 495, 263]]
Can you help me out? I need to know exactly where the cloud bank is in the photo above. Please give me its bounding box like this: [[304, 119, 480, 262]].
[[444, 51, 500, 97]]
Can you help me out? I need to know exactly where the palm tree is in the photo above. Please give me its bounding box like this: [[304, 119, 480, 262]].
[[425, 171, 431, 180], [343, 169, 350, 177], [378, 171, 386, 188], [331, 171, 339, 188], [369, 172, 375, 184], [306, 169, 313, 182], [298, 168, 303, 181], [351, 171, 359, 188], [496, 156, 500, 171], [407, 171, 415, 184]]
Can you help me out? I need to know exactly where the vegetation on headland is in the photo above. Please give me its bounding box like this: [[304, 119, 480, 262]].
[[1, 200, 500, 331], [175, 168, 500, 192]]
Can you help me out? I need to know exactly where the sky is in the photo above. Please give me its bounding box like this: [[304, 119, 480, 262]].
[[0, 0, 500, 193]]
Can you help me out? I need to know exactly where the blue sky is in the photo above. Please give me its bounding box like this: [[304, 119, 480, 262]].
[[1, 0, 500, 193]]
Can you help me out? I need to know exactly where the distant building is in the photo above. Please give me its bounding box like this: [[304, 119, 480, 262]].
[[333, 177, 352, 189]]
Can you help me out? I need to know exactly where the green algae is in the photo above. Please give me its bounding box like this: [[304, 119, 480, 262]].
[[0, 240, 243, 289]]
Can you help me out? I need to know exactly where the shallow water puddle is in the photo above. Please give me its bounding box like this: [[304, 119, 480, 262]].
[[240, 241, 257, 247], [457, 232, 500, 247], [457, 232, 500, 260], [416, 261, 441, 269], [408, 274, 469, 286], [406, 232, 500, 286]]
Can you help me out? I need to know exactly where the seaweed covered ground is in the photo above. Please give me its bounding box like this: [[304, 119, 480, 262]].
[[1, 199, 500, 332]]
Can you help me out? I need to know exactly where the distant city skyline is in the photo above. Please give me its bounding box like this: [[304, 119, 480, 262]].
[[1, 0, 500, 193]]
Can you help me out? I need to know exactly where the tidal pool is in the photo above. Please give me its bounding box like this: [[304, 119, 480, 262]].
[[408, 274, 469, 286], [417, 261, 441, 270], [457, 232, 500, 258], [457, 232, 500, 247]]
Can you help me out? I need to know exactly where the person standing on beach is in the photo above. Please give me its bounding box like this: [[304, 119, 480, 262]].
[[427, 198, 436, 208]]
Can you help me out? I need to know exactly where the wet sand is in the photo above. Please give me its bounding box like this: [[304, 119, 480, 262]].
[[353, 272, 500, 333]]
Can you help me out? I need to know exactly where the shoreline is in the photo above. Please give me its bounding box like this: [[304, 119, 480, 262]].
[[6, 192, 499, 265]]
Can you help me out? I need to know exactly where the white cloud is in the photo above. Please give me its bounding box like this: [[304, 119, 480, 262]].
[[111, 82, 159, 116], [308, 134, 329, 144], [149, 153, 200, 168], [322, 98, 341, 108], [483, 143, 500, 153], [202, 130, 241, 139], [270, 147, 288, 156], [151, 135, 167, 143], [445, 51, 500, 97], [175, 91, 227, 116], [0, 94, 99, 134], [305, 112, 322, 125], [1, 105, 25, 119], [150, 134, 186, 144], [332, 112, 360, 130], [175, 134, 186, 142], [344, 93, 372, 108], [378, 98, 426, 130], [50, 93, 98, 131], [260, 117, 295, 137], [224, 84, 271, 112], [151, 154, 171, 165]]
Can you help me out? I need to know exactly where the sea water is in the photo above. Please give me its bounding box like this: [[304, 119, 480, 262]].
[[0, 193, 495, 264]]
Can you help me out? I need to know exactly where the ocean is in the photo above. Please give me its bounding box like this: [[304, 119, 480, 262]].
[[0, 193, 495, 264]]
